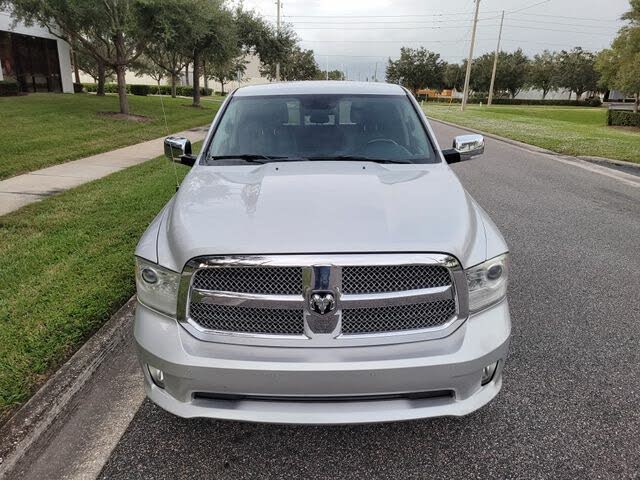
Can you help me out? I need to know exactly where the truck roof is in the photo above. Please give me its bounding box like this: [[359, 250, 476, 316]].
[[233, 81, 406, 97]]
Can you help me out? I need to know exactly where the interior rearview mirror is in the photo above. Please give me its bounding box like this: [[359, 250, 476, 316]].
[[164, 136, 196, 167], [442, 134, 485, 164]]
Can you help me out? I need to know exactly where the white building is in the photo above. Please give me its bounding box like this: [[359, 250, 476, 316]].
[[0, 8, 74, 93], [79, 52, 271, 93]]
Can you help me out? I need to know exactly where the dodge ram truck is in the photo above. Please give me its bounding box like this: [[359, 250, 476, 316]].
[[134, 81, 511, 424]]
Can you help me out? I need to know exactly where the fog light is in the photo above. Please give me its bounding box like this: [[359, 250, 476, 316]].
[[147, 364, 165, 389], [481, 361, 499, 386]]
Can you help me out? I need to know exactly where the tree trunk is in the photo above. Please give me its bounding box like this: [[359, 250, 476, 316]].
[[115, 64, 129, 114], [634, 93, 639, 114], [72, 51, 81, 84], [203, 59, 208, 91], [220, 80, 225, 95], [113, 33, 129, 115], [192, 52, 201, 107], [97, 60, 106, 96], [542, 88, 548, 100], [171, 73, 177, 98], [185, 64, 189, 86]]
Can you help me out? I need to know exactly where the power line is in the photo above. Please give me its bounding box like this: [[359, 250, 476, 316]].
[[510, 11, 620, 22], [506, 0, 551, 15], [269, 10, 505, 18], [502, 23, 615, 36]]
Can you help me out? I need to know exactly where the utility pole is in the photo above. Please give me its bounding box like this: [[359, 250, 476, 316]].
[[326, 56, 329, 80], [487, 10, 505, 106], [461, 0, 481, 112], [275, 0, 281, 81], [374, 62, 378, 82]]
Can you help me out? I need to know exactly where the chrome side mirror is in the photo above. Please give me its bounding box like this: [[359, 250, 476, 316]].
[[164, 136, 191, 159], [453, 134, 484, 160], [164, 136, 196, 167]]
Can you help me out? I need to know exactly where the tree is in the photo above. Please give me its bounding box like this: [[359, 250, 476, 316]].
[[556, 47, 599, 101], [145, 48, 187, 98], [261, 46, 320, 81], [234, 9, 297, 79], [132, 55, 165, 90], [2, 0, 162, 114], [315, 70, 346, 81], [596, 1, 640, 111], [471, 49, 529, 98], [206, 55, 248, 94], [443, 63, 465, 91], [75, 48, 114, 96], [527, 50, 558, 99], [178, 0, 236, 107], [499, 49, 530, 99], [385, 47, 445, 92]]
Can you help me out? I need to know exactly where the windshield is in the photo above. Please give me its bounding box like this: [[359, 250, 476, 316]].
[[205, 94, 438, 164]]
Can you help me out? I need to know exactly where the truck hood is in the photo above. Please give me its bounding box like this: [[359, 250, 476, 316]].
[[155, 161, 491, 271]]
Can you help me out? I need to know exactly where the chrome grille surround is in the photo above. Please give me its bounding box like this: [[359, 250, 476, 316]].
[[177, 254, 469, 347]]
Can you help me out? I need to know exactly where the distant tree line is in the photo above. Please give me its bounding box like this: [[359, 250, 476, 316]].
[[387, 1, 639, 110], [385, 46, 601, 102], [1, 0, 325, 114]]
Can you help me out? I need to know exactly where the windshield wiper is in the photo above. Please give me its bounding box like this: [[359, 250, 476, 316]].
[[306, 155, 413, 164], [208, 154, 288, 164], [207, 154, 313, 164]]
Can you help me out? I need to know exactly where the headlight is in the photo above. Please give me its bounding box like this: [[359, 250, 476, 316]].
[[466, 253, 509, 313], [135, 257, 180, 316]]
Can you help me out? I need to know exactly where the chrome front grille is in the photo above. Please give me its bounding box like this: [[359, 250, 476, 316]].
[[341, 300, 457, 335], [181, 254, 466, 346], [189, 303, 304, 335], [342, 265, 451, 294], [192, 266, 302, 295]]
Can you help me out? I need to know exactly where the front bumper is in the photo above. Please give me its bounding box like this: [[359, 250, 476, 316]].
[[134, 301, 511, 424]]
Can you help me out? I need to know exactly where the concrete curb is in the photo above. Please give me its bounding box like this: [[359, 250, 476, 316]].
[[428, 117, 640, 177], [0, 297, 137, 479]]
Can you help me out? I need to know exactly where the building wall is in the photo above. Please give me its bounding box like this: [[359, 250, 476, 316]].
[[0, 8, 73, 93], [79, 53, 271, 93]]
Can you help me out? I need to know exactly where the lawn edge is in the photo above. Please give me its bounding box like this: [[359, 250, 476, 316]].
[[428, 117, 640, 174], [0, 296, 136, 479]]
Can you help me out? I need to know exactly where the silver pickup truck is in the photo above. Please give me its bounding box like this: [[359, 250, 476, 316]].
[[134, 81, 511, 424]]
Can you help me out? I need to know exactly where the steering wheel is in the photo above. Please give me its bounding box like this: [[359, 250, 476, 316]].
[[367, 138, 399, 146]]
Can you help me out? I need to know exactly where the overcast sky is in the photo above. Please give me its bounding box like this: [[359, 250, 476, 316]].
[[239, 0, 630, 80]]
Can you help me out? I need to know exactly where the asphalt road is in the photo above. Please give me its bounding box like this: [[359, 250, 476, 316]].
[[19, 121, 640, 479]]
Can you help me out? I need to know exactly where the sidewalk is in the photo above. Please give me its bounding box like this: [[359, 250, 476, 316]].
[[0, 126, 209, 216]]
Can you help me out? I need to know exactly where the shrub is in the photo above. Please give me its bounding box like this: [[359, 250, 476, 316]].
[[607, 109, 640, 127], [0, 80, 19, 96], [130, 84, 151, 96], [584, 97, 602, 107], [73, 83, 84, 93], [81, 83, 212, 97]]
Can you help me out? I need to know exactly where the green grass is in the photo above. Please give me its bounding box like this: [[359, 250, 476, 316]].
[[0, 93, 221, 180], [0, 149, 197, 422], [424, 104, 640, 164]]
